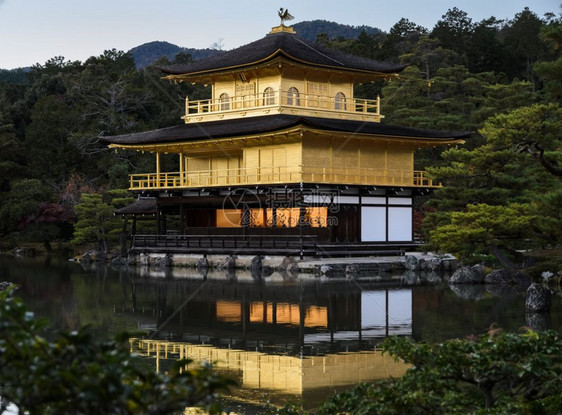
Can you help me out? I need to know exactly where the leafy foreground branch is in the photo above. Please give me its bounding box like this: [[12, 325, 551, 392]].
[[269, 329, 562, 415], [0, 287, 235, 415]]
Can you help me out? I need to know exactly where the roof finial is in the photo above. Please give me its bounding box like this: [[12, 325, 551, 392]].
[[270, 8, 296, 34], [278, 8, 294, 26]]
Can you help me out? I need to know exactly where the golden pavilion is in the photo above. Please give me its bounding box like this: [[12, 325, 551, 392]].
[[104, 23, 468, 257]]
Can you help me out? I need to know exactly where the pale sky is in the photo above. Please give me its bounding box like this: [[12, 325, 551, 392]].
[[0, 0, 559, 69]]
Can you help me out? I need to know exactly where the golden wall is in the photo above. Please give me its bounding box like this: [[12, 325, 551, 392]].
[[127, 130, 425, 189], [243, 142, 302, 183], [177, 135, 414, 187], [302, 134, 414, 184], [214, 74, 281, 105], [184, 154, 242, 186], [279, 72, 353, 108], [212, 67, 355, 110]]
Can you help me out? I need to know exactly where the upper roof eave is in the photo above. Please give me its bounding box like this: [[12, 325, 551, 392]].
[[159, 31, 406, 78], [162, 52, 405, 81]]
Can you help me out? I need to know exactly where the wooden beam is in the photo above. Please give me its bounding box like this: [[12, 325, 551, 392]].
[[156, 152, 161, 184], [179, 152, 184, 186]]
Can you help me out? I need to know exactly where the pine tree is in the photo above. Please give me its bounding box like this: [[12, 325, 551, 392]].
[[72, 193, 119, 253]]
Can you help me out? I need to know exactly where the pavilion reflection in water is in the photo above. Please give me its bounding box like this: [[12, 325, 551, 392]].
[[130, 339, 409, 395], [121, 277, 413, 403], [120, 277, 413, 352]]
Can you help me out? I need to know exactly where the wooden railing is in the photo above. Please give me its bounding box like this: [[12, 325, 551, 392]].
[[129, 166, 439, 190], [132, 234, 318, 254], [185, 90, 380, 117], [130, 234, 416, 257]]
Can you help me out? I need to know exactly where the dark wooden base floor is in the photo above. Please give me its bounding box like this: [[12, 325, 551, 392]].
[[129, 234, 417, 257]]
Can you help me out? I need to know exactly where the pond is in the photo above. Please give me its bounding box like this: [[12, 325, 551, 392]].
[[2, 255, 561, 411]]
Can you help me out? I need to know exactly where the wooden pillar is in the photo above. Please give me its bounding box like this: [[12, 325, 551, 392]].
[[385, 288, 389, 337], [358, 292, 362, 342], [242, 205, 250, 227], [299, 302, 305, 348], [242, 295, 249, 345], [242, 205, 250, 239], [329, 294, 335, 345], [272, 206, 277, 228], [161, 213, 167, 235], [131, 215, 137, 235], [298, 284, 305, 348], [156, 152, 161, 185], [180, 203, 185, 234], [299, 205, 306, 259], [179, 152, 184, 186], [156, 209, 161, 235]]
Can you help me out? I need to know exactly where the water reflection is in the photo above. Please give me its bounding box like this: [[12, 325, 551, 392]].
[[130, 338, 408, 405], [3, 256, 562, 409], [117, 278, 413, 355], [4, 256, 562, 343]]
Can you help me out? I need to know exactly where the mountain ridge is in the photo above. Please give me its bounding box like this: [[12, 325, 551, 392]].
[[129, 20, 382, 68]]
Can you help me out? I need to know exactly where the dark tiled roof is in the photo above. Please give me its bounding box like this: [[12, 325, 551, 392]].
[[102, 115, 471, 146], [115, 198, 157, 215], [160, 31, 406, 75]]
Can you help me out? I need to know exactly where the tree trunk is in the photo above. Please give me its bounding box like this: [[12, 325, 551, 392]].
[[525, 145, 562, 177], [489, 245, 517, 270], [481, 381, 495, 408], [537, 153, 562, 177]]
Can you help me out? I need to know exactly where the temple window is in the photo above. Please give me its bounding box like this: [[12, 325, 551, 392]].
[[287, 87, 300, 105], [263, 87, 275, 105], [219, 93, 230, 110], [235, 82, 256, 107], [248, 207, 328, 227], [249, 209, 266, 227], [335, 92, 346, 110], [216, 209, 241, 227], [306, 82, 328, 107], [305, 207, 328, 227]]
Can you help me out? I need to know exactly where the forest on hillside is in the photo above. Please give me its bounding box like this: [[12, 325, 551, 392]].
[[125, 20, 383, 69], [0, 7, 560, 267]]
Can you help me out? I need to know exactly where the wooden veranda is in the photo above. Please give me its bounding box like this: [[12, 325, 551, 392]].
[[129, 234, 414, 257]]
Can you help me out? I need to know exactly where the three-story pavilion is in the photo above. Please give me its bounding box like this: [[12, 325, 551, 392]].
[[103, 24, 469, 257]]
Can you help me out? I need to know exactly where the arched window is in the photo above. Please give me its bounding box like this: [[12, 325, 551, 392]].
[[287, 87, 300, 106], [219, 93, 230, 110], [335, 92, 346, 110], [263, 87, 275, 105]]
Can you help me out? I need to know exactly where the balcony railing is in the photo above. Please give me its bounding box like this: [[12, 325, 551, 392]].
[[129, 166, 439, 190], [183, 90, 381, 122]]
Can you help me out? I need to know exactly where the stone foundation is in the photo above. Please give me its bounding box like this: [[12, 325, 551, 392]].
[[124, 251, 457, 281]]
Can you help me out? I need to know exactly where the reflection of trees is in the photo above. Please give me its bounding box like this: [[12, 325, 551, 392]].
[[2, 258, 78, 331], [412, 286, 533, 343], [69, 265, 141, 337]]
